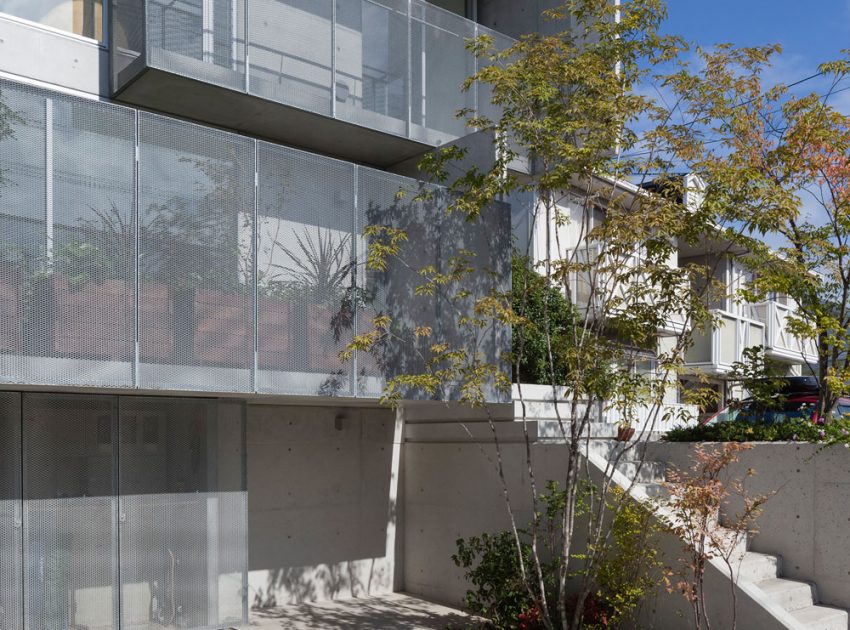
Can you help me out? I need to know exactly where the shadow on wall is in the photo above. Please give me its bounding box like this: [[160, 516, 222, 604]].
[[247, 404, 399, 607]]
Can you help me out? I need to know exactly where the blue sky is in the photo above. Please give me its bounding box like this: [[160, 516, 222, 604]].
[[662, 0, 850, 101]]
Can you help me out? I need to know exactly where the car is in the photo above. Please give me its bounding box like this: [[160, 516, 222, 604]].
[[701, 377, 850, 426]]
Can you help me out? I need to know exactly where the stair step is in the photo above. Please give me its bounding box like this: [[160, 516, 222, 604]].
[[588, 439, 647, 462], [737, 552, 781, 582], [635, 482, 669, 499], [756, 578, 816, 612], [790, 604, 849, 630], [615, 460, 666, 483]]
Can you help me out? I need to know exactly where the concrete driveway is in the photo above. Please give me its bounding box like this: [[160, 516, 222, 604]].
[[248, 593, 477, 629]]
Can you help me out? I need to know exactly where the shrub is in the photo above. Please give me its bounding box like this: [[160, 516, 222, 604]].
[[664, 417, 850, 444]]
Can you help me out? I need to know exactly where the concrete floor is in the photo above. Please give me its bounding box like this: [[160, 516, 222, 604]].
[[248, 593, 478, 629]]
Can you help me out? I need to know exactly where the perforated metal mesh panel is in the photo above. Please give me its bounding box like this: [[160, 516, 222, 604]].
[[0, 392, 22, 630], [438, 201, 512, 402], [118, 397, 247, 629], [111, 0, 147, 87], [256, 142, 355, 396], [0, 81, 136, 388], [146, 0, 246, 91], [409, 0, 476, 144], [357, 167, 440, 398], [249, 0, 334, 115], [22, 393, 119, 630], [335, 0, 409, 136], [137, 112, 254, 392]]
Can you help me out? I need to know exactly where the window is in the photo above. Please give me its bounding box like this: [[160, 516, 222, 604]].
[[0, 0, 103, 41]]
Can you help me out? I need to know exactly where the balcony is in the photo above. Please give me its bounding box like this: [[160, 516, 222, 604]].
[[110, 0, 513, 166], [684, 309, 766, 374], [753, 300, 818, 364], [0, 77, 510, 400]]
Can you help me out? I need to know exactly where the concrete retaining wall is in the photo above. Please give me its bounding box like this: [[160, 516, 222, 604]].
[[647, 441, 850, 611], [246, 403, 401, 607]]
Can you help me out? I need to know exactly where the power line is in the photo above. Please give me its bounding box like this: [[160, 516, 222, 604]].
[[621, 70, 839, 159]]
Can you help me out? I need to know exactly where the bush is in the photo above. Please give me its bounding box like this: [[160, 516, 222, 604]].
[[452, 483, 663, 629], [511, 254, 578, 385], [664, 417, 850, 444]]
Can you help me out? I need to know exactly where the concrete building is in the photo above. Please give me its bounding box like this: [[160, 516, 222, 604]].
[[0, 1, 518, 628]]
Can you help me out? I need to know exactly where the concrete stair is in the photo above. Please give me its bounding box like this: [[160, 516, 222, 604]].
[[596, 439, 850, 630]]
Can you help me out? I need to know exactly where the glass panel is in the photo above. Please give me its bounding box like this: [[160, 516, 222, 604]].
[[22, 393, 118, 630], [335, 0, 408, 135], [138, 112, 254, 392], [249, 0, 334, 115], [720, 316, 737, 365], [256, 142, 355, 396], [118, 397, 247, 629], [0, 392, 22, 630], [410, 0, 476, 144], [0, 0, 104, 40]]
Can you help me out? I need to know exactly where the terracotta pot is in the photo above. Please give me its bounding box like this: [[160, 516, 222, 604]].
[[616, 425, 636, 442], [139, 282, 174, 362]]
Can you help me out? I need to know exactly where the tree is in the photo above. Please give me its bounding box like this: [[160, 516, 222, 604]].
[[659, 43, 850, 420], [344, 1, 755, 628]]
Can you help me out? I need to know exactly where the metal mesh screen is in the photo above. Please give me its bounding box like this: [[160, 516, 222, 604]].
[[111, 0, 147, 88], [0, 392, 22, 630], [248, 0, 334, 115], [137, 112, 254, 392], [22, 393, 119, 630], [335, 0, 408, 136], [0, 81, 136, 388], [356, 167, 440, 398], [118, 397, 247, 629], [256, 142, 355, 396], [146, 0, 246, 91], [409, 0, 476, 145]]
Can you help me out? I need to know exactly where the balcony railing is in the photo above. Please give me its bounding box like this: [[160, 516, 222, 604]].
[[753, 300, 818, 364], [0, 77, 510, 400], [110, 0, 513, 162], [684, 309, 766, 373]]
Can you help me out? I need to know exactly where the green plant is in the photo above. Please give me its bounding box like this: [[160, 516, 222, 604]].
[[54, 241, 117, 290], [512, 254, 580, 385], [593, 490, 664, 627], [453, 483, 665, 630], [664, 416, 850, 444]]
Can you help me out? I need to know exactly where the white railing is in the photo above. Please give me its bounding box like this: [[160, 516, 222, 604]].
[[754, 301, 818, 363], [684, 309, 766, 372]]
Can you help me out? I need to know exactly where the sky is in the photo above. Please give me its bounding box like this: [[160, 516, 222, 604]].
[[661, 0, 850, 108]]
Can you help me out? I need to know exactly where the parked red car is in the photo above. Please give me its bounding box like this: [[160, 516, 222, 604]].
[[702, 377, 850, 426]]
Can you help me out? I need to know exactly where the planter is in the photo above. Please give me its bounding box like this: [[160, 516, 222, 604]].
[[52, 275, 133, 361], [257, 296, 294, 370], [139, 282, 174, 362], [616, 426, 636, 442], [193, 288, 252, 366], [307, 303, 347, 373], [0, 270, 22, 354]]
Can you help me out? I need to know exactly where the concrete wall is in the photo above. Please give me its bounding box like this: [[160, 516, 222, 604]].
[[403, 426, 801, 628], [0, 15, 107, 96], [647, 441, 850, 611], [247, 403, 402, 607]]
